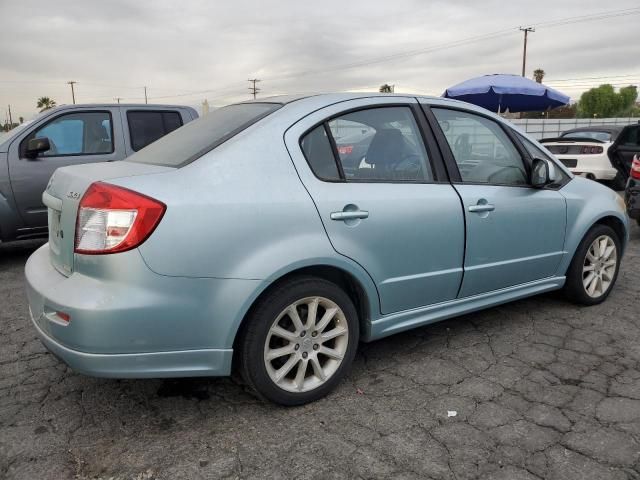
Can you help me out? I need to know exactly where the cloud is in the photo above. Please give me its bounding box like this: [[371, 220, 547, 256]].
[[0, 0, 638, 120]]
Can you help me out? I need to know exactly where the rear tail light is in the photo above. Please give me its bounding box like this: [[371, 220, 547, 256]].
[[580, 146, 603, 154], [631, 155, 640, 180], [74, 182, 166, 255], [338, 145, 354, 155]]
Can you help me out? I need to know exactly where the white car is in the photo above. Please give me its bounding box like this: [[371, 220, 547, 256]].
[[540, 126, 625, 189]]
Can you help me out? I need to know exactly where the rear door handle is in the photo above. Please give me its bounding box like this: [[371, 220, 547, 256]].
[[468, 204, 495, 213], [330, 210, 369, 221]]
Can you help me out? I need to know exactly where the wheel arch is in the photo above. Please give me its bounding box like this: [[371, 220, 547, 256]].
[[231, 262, 378, 358], [594, 215, 627, 248], [559, 212, 628, 277]]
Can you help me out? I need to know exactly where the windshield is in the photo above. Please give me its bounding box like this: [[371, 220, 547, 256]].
[[0, 121, 32, 146], [561, 130, 611, 142], [129, 102, 281, 167]]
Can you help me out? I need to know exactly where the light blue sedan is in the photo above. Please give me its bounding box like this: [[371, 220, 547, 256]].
[[25, 94, 629, 405]]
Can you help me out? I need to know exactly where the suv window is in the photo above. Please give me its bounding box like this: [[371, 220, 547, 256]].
[[24, 111, 113, 157], [127, 110, 184, 151], [301, 106, 432, 182], [618, 126, 640, 147], [433, 108, 527, 186]]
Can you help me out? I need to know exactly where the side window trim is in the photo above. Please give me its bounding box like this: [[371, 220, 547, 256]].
[[299, 103, 442, 184], [19, 110, 114, 159], [423, 105, 533, 188], [323, 122, 346, 181]]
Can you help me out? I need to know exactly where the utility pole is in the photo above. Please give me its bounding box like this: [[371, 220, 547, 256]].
[[67, 81, 77, 104], [519, 27, 535, 77], [248, 78, 261, 99], [144, 86, 148, 104], [114, 97, 122, 104], [7, 105, 12, 128]]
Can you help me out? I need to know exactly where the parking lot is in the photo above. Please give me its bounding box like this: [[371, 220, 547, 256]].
[[0, 223, 639, 480]]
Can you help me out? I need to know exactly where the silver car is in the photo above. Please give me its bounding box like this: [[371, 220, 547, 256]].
[[26, 94, 628, 405]]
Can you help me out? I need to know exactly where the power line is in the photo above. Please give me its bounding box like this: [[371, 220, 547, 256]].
[[545, 74, 640, 83], [5, 7, 639, 108]]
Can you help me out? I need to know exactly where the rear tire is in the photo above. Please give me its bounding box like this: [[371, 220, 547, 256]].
[[563, 224, 621, 305], [238, 276, 359, 406]]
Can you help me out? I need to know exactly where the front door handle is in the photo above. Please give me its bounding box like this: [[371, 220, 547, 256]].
[[468, 204, 495, 213], [330, 210, 369, 221]]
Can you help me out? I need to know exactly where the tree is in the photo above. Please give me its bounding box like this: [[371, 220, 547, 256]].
[[36, 97, 57, 112], [533, 68, 545, 83], [379, 84, 394, 93], [577, 84, 638, 118]]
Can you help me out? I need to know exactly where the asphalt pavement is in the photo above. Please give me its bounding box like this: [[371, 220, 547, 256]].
[[1, 223, 640, 479]]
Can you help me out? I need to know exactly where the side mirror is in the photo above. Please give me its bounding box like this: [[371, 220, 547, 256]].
[[26, 137, 50, 158], [531, 158, 553, 188]]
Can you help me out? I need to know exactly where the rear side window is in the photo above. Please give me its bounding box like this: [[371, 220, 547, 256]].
[[561, 130, 611, 142], [127, 110, 184, 151], [300, 106, 433, 182], [301, 125, 341, 180], [129, 103, 281, 167]]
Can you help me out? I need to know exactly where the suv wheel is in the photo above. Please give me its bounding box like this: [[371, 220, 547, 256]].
[[238, 277, 359, 405], [563, 224, 621, 305]]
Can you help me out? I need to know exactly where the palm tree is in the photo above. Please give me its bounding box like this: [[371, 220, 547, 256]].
[[379, 84, 394, 93], [533, 69, 545, 83], [36, 97, 57, 112]]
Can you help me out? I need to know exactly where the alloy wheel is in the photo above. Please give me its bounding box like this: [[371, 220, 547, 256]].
[[582, 235, 617, 298], [263, 296, 349, 393]]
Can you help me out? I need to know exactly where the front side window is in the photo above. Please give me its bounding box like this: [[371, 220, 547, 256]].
[[433, 108, 527, 186], [25, 111, 113, 157], [127, 110, 184, 151], [301, 106, 433, 182]]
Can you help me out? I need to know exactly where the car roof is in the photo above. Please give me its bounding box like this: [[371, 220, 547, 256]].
[[243, 92, 446, 104], [562, 125, 624, 134], [48, 103, 196, 111]]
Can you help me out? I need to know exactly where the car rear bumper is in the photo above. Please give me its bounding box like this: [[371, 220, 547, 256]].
[[555, 154, 617, 180], [29, 310, 232, 378], [25, 244, 260, 378]]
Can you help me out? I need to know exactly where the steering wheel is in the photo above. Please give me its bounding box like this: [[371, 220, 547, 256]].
[[487, 165, 526, 185]]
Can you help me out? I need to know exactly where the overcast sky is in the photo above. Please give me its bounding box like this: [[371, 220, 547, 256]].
[[1, 0, 639, 121]]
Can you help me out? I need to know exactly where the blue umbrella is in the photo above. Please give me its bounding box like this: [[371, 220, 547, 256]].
[[443, 74, 570, 113]]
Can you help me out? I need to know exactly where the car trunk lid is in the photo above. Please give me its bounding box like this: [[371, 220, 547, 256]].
[[42, 161, 174, 276]]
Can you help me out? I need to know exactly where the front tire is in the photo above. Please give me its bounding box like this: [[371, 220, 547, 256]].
[[238, 276, 359, 406], [563, 224, 621, 305]]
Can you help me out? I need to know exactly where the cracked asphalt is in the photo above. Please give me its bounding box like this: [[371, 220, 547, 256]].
[[1, 223, 640, 480]]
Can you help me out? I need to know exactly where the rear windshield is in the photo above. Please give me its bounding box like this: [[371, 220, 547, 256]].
[[560, 130, 611, 142], [128, 102, 281, 167]]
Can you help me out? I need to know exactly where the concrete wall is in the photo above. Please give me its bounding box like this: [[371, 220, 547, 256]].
[[509, 117, 639, 140]]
